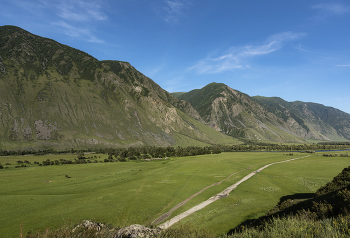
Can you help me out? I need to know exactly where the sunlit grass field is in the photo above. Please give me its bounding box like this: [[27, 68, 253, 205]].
[[176, 154, 350, 234], [0, 152, 348, 237]]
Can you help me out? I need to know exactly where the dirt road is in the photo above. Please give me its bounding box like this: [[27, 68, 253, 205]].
[[152, 168, 250, 225], [158, 155, 310, 229]]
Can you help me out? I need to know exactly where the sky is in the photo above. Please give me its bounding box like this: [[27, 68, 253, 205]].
[[1, 0, 350, 113]]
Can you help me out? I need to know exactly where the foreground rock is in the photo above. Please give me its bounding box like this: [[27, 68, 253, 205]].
[[72, 220, 118, 236], [115, 224, 162, 238], [73, 220, 105, 232]]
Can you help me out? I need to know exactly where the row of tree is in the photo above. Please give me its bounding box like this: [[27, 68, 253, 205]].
[[1, 146, 223, 168], [98, 146, 221, 159], [1, 142, 350, 158], [0, 148, 94, 156], [214, 143, 350, 152]]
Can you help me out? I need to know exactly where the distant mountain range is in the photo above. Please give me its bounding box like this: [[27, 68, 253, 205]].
[[173, 83, 350, 142], [0, 25, 349, 149]]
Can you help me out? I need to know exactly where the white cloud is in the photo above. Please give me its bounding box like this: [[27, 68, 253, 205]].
[[146, 66, 163, 77], [7, 0, 107, 43], [9, 0, 107, 22], [189, 32, 305, 74], [6, 0, 50, 15], [88, 35, 105, 44], [52, 21, 105, 43], [163, 76, 185, 92], [293, 43, 309, 52], [336, 65, 350, 67], [57, 0, 107, 22], [158, 0, 189, 23], [268, 31, 305, 43], [164, 1, 183, 22], [311, 3, 350, 21], [51, 0, 107, 43]]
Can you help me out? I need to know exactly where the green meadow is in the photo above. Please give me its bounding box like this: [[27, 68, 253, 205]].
[[0, 152, 349, 237]]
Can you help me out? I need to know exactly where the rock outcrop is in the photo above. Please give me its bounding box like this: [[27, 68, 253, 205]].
[[115, 224, 162, 238], [72, 220, 105, 232]]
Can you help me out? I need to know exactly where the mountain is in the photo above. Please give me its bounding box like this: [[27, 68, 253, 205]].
[[1, 25, 349, 149], [174, 83, 350, 142], [254, 96, 350, 141], [0, 25, 238, 149]]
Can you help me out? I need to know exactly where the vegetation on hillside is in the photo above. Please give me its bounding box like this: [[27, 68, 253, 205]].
[[226, 164, 350, 237], [0, 25, 238, 149], [255, 96, 350, 141], [170, 92, 186, 98], [1, 25, 350, 150], [176, 82, 350, 143]]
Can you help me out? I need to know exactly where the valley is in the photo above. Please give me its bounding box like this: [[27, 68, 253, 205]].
[[1, 151, 349, 236], [1, 25, 350, 237]]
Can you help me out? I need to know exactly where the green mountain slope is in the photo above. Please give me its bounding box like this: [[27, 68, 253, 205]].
[[177, 83, 304, 142], [179, 83, 350, 142], [255, 96, 350, 141], [0, 26, 238, 149], [170, 92, 186, 98]]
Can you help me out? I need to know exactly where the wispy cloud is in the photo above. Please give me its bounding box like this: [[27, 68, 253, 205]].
[[52, 21, 105, 43], [57, 0, 107, 22], [336, 65, 350, 67], [6, 0, 49, 15], [189, 32, 305, 74], [145, 66, 163, 77], [6, 0, 107, 43], [311, 3, 350, 21], [158, 0, 189, 23], [87, 36, 105, 44], [163, 76, 186, 92], [52, 0, 107, 43], [293, 43, 309, 52]]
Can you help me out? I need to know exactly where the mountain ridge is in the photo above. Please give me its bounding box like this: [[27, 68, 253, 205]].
[[174, 83, 350, 142], [0, 25, 238, 149], [1, 25, 349, 149]]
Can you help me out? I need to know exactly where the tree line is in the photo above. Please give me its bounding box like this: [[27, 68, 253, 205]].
[[1, 142, 349, 158], [214, 142, 350, 152], [0, 146, 223, 168]]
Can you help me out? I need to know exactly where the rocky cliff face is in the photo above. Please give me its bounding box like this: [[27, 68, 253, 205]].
[[0, 26, 236, 149]]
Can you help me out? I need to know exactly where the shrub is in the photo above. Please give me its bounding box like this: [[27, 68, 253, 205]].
[[119, 157, 126, 162], [142, 154, 150, 160]]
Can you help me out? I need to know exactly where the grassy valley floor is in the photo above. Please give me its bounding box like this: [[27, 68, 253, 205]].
[[0, 152, 349, 237]]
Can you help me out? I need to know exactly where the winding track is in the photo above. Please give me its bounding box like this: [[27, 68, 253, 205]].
[[158, 155, 310, 229], [152, 168, 250, 225]]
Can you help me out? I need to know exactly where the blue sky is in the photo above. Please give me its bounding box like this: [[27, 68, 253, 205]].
[[1, 0, 350, 113]]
